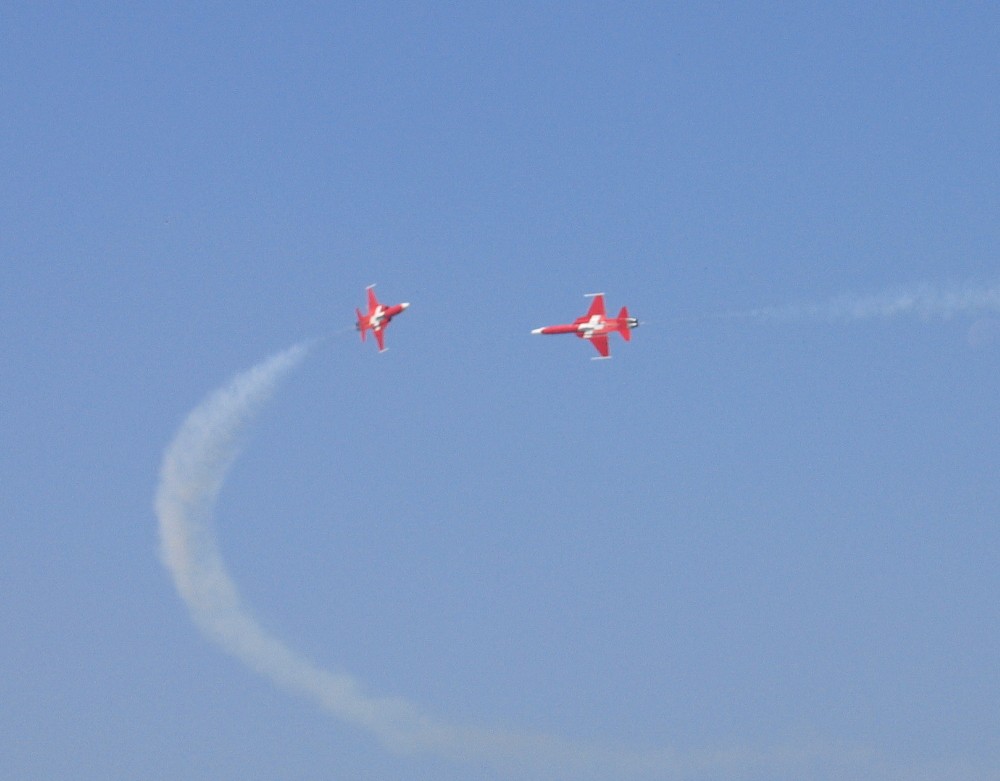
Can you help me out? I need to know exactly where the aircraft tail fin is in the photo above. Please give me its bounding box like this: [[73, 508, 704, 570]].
[[356, 308, 367, 341], [617, 306, 632, 341]]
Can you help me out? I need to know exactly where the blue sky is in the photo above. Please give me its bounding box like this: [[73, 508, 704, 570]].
[[3, 3, 999, 779]]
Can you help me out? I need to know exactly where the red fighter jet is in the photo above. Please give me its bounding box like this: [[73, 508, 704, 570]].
[[532, 293, 638, 359], [355, 284, 410, 352]]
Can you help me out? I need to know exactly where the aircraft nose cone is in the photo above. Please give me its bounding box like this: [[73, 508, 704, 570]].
[[401, 302, 410, 309], [531, 328, 544, 334]]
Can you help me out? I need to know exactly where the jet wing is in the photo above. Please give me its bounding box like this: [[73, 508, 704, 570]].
[[373, 326, 387, 352], [367, 285, 379, 310], [588, 334, 610, 358], [584, 293, 606, 318]]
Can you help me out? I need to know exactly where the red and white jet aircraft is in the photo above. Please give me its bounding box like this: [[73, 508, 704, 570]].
[[532, 293, 638, 359], [355, 285, 410, 352]]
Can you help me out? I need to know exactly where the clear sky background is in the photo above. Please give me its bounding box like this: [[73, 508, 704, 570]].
[[3, 4, 999, 780]]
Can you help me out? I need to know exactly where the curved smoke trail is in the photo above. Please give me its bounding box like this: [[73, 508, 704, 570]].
[[152, 342, 641, 776], [153, 342, 506, 761], [155, 342, 892, 779]]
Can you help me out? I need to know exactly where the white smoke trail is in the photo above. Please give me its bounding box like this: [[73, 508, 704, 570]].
[[156, 342, 959, 779], [745, 282, 1000, 323], [154, 342, 495, 759], [153, 343, 586, 772]]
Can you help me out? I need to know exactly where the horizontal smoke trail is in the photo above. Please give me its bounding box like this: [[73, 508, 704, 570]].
[[155, 343, 906, 779], [745, 282, 1000, 323]]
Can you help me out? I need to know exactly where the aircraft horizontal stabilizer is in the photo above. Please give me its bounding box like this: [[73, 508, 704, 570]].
[[617, 306, 632, 340]]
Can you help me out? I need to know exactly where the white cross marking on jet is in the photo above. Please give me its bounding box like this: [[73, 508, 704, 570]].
[[579, 314, 606, 334]]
